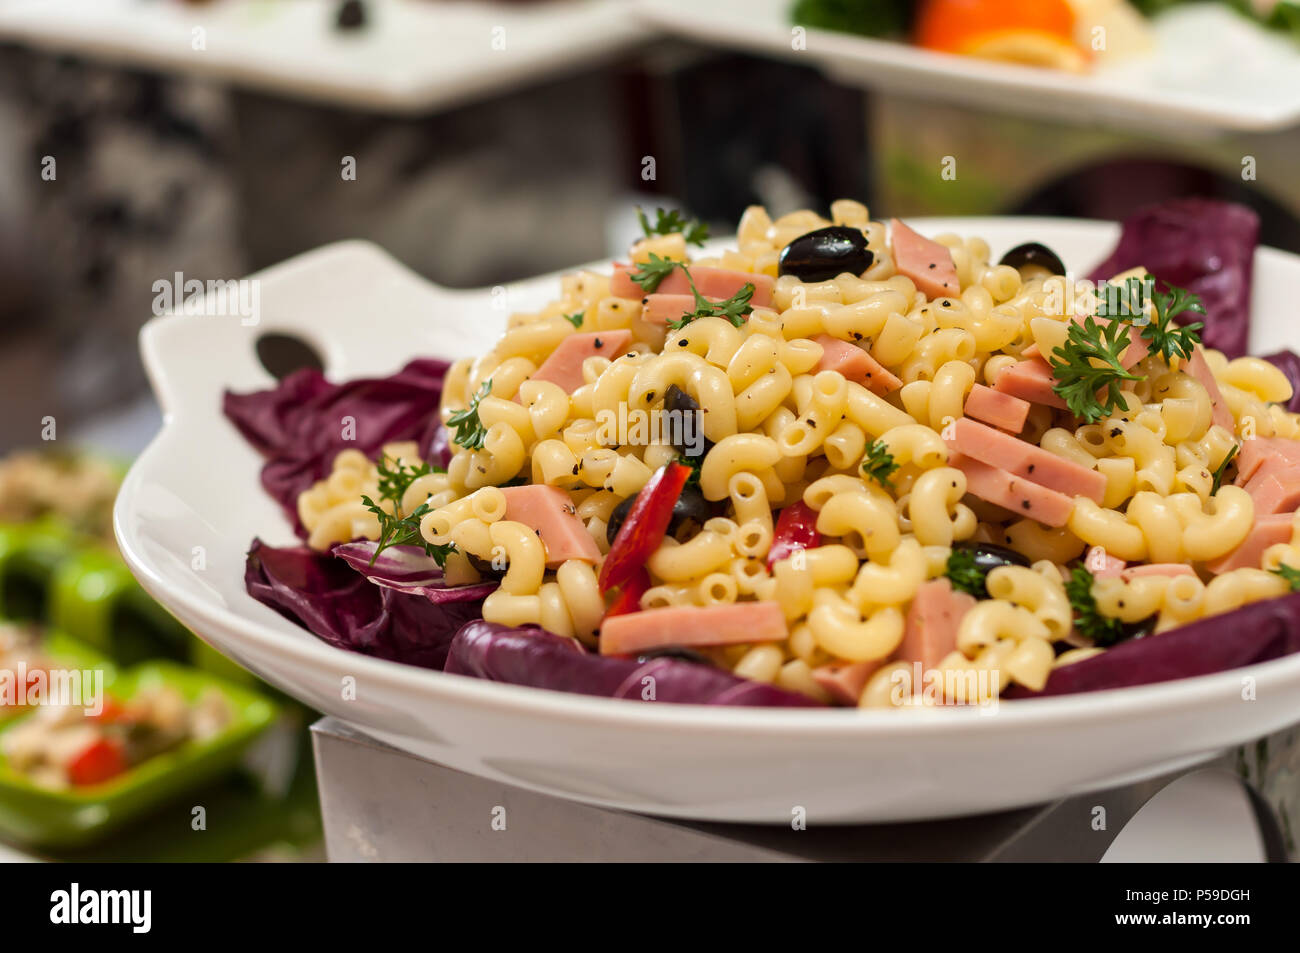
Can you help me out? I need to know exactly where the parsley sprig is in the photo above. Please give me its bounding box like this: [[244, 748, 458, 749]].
[[861, 439, 898, 490], [945, 548, 987, 598], [1095, 274, 1205, 365], [1065, 566, 1127, 647], [562, 310, 585, 329], [1050, 315, 1143, 424], [629, 253, 679, 294], [628, 255, 755, 330], [1210, 443, 1240, 496], [361, 454, 454, 567], [636, 206, 709, 247], [1271, 563, 1300, 592], [446, 379, 491, 451], [667, 269, 755, 331]]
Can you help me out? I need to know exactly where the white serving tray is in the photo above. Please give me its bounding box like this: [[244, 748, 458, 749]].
[[0, 0, 649, 114], [632, 0, 1300, 132], [115, 218, 1300, 823]]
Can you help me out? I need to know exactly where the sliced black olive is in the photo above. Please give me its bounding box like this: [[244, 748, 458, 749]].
[[779, 226, 874, 283], [335, 0, 367, 30], [663, 383, 698, 416], [606, 496, 635, 545], [636, 646, 715, 667], [605, 482, 712, 545], [951, 541, 1032, 574], [663, 384, 714, 460], [1121, 616, 1156, 641], [671, 483, 710, 528], [998, 242, 1066, 279]]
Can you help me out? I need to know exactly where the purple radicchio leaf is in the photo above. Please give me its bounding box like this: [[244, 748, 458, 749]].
[[244, 538, 489, 670], [444, 620, 823, 707], [223, 358, 450, 538]]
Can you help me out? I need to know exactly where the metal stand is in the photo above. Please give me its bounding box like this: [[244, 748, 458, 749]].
[[311, 717, 1291, 862]]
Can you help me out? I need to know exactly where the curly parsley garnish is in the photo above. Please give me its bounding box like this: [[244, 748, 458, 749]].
[[362, 454, 454, 567], [636, 206, 709, 247], [562, 311, 585, 329], [1050, 315, 1143, 423], [1271, 563, 1300, 592], [861, 439, 898, 490], [667, 268, 755, 331], [446, 379, 491, 451], [1094, 274, 1204, 365], [628, 253, 679, 294], [1065, 565, 1127, 647], [945, 548, 988, 598], [1144, 279, 1205, 365], [1210, 443, 1240, 496]]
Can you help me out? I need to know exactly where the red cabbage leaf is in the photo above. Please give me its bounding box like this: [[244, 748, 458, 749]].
[[331, 541, 498, 603], [1008, 592, 1300, 698], [1264, 350, 1300, 413], [1089, 199, 1259, 358], [444, 620, 823, 706], [224, 358, 449, 537], [245, 538, 487, 670]]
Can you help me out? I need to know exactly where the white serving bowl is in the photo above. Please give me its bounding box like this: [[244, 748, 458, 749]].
[[115, 219, 1300, 823]]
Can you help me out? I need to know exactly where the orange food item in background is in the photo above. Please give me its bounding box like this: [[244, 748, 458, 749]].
[[915, 0, 1088, 72]]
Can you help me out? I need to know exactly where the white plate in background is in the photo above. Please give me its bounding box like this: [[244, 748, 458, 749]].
[[115, 218, 1300, 822], [632, 0, 1300, 132], [0, 0, 649, 114]]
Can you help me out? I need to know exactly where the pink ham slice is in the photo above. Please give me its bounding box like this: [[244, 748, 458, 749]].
[[599, 601, 787, 655], [897, 578, 975, 674], [1205, 513, 1294, 574], [811, 660, 881, 706], [964, 383, 1030, 433], [611, 264, 774, 309], [949, 452, 1075, 527], [642, 294, 703, 326], [1234, 438, 1300, 485], [945, 417, 1106, 503], [500, 484, 602, 567], [1091, 550, 1126, 579], [889, 219, 959, 300], [1184, 346, 1235, 432], [813, 334, 902, 395], [1120, 563, 1195, 582], [1241, 461, 1300, 516], [529, 329, 631, 394], [993, 357, 1071, 411]]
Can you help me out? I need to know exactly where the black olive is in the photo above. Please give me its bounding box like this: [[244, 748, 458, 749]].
[[605, 482, 712, 545], [636, 646, 715, 667], [1121, 616, 1156, 641], [778, 226, 874, 283], [671, 483, 711, 529], [606, 496, 635, 545], [336, 0, 366, 29], [663, 383, 698, 416], [998, 242, 1066, 279], [952, 541, 1032, 574], [663, 384, 714, 460]]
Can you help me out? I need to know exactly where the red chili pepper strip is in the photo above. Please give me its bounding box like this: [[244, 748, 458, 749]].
[[766, 501, 823, 570], [67, 737, 128, 787], [598, 462, 691, 592], [605, 567, 651, 618]]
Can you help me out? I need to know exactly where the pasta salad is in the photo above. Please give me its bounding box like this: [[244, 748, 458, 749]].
[[243, 200, 1300, 708]]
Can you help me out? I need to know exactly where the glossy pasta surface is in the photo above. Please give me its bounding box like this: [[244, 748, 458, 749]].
[[295, 202, 1300, 708]]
